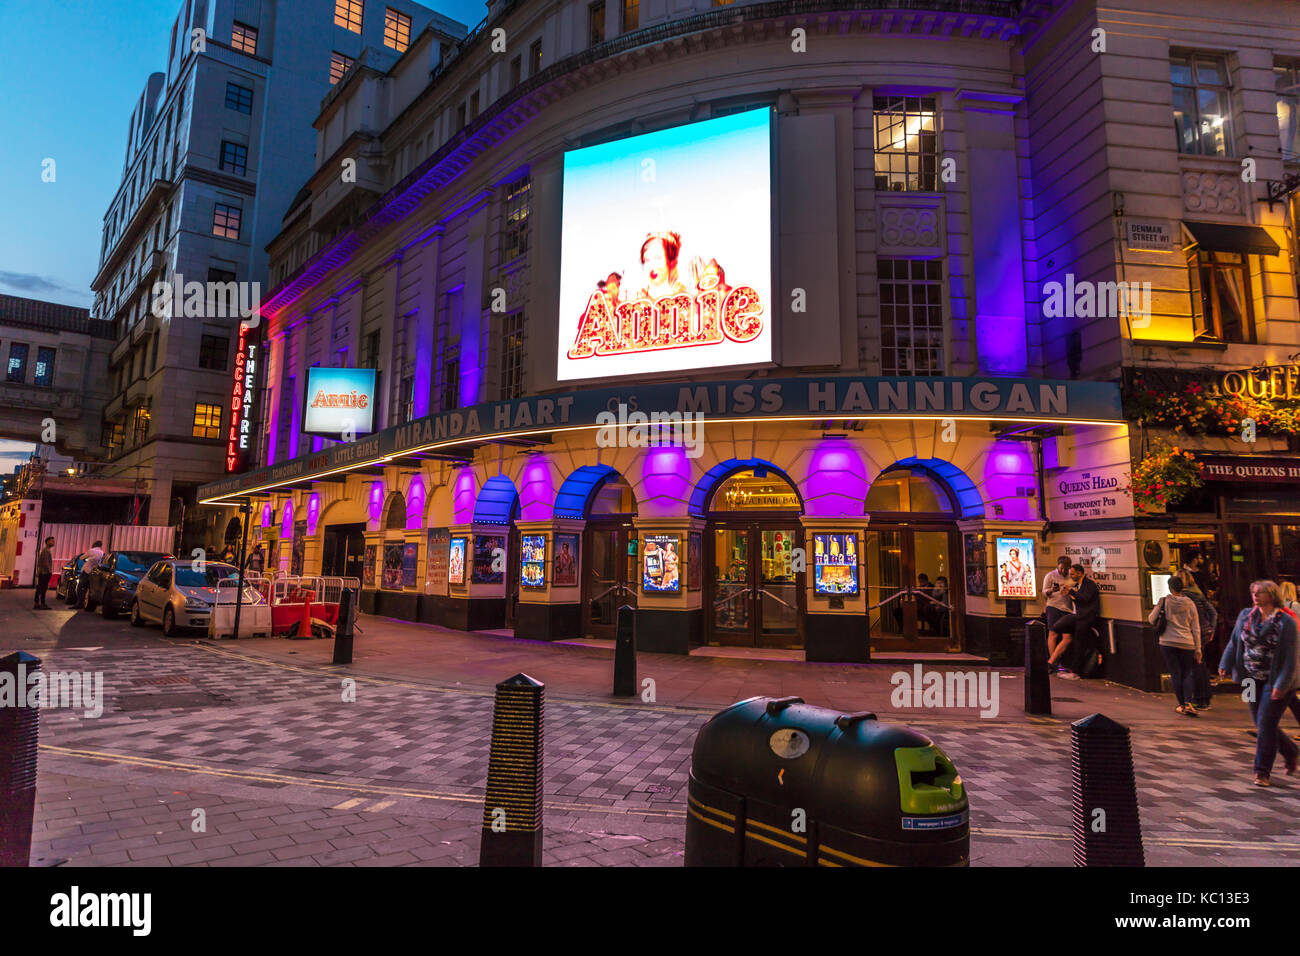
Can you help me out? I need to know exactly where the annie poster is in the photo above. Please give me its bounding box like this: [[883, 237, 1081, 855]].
[[995, 537, 1036, 599], [556, 108, 773, 382]]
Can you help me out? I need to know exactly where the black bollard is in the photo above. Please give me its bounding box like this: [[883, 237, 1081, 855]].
[[0, 651, 41, 867], [480, 673, 544, 867], [332, 588, 357, 665], [613, 604, 636, 697], [1070, 713, 1144, 867], [1024, 619, 1052, 715]]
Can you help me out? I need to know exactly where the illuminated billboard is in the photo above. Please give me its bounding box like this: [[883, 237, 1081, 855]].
[[995, 537, 1037, 599], [302, 367, 377, 439], [557, 108, 773, 382]]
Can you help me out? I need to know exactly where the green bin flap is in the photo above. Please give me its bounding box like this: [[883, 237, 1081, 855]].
[[895, 745, 966, 816]]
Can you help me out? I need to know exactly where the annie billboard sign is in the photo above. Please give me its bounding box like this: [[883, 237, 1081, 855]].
[[302, 367, 377, 439], [556, 108, 773, 381]]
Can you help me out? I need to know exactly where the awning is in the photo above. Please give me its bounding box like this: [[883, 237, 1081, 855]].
[[1183, 220, 1281, 256]]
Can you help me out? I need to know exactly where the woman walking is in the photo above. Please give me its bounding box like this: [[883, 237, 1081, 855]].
[[1219, 580, 1299, 786], [1178, 570, 1218, 711], [1150, 576, 1202, 716]]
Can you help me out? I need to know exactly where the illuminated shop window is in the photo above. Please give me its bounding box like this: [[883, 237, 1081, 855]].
[[330, 51, 356, 85], [873, 95, 938, 191], [131, 405, 151, 445], [502, 177, 531, 261], [212, 202, 241, 240], [878, 257, 943, 376], [193, 403, 222, 440], [1188, 250, 1254, 343], [622, 0, 639, 31], [499, 311, 525, 400], [711, 470, 800, 512], [384, 8, 412, 51], [335, 0, 363, 32], [1171, 55, 1233, 157], [1277, 63, 1300, 161], [864, 469, 954, 515], [231, 21, 258, 56]]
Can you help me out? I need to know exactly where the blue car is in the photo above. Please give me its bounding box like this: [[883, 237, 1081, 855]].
[[83, 551, 173, 618]]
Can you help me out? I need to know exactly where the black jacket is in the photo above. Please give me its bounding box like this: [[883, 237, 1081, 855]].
[[1069, 577, 1101, 621]]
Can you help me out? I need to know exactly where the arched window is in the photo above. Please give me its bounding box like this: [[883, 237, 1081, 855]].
[[710, 469, 801, 512], [865, 468, 955, 515], [385, 493, 406, 532]]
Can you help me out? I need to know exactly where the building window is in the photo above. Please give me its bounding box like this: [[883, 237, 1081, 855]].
[[225, 82, 253, 113], [193, 402, 222, 440], [105, 419, 125, 453], [330, 51, 355, 85], [439, 356, 459, 411], [131, 405, 151, 446], [6, 343, 28, 383], [589, 1, 605, 45], [335, 0, 363, 32], [1171, 55, 1233, 157], [212, 202, 241, 239], [509, 56, 521, 87], [499, 311, 525, 400], [363, 330, 382, 368], [384, 8, 412, 51], [1188, 249, 1254, 343], [502, 177, 531, 261], [219, 140, 248, 176], [470, 91, 480, 120], [399, 373, 415, 423], [877, 257, 944, 376], [231, 21, 258, 56], [150, 331, 161, 371], [873, 95, 938, 191], [457, 103, 467, 130], [1278, 63, 1300, 161], [199, 334, 230, 370], [529, 39, 542, 76], [33, 348, 55, 388], [622, 0, 639, 31]]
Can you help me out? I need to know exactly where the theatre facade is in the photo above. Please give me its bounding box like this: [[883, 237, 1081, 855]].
[[194, 0, 1300, 691]]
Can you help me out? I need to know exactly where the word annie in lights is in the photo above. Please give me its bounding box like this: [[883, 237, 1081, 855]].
[[226, 324, 258, 473], [567, 231, 764, 360], [310, 389, 369, 409]]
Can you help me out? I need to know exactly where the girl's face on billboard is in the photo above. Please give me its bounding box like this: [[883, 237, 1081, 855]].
[[644, 241, 672, 282]]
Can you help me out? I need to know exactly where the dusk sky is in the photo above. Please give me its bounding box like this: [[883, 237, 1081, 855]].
[[0, 0, 485, 311]]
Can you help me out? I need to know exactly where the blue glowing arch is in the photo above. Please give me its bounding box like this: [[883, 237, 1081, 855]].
[[689, 458, 803, 517]]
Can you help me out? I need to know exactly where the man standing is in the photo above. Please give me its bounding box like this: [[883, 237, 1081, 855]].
[[75, 540, 105, 609], [1042, 556, 1073, 634], [244, 542, 265, 574], [1047, 564, 1102, 677], [34, 536, 55, 609]]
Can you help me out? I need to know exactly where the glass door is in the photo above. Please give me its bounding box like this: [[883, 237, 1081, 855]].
[[867, 526, 957, 644], [583, 523, 635, 640], [708, 524, 803, 647]]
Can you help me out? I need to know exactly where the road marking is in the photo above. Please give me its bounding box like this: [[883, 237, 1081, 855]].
[[365, 799, 397, 812], [332, 798, 366, 810]]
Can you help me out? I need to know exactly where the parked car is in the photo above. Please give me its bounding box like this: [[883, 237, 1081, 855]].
[[129, 560, 265, 636], [55, 556, 87, 603], [83, 551, 173, 618]]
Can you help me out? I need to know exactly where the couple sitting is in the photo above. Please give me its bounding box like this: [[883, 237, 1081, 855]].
[[1043, 558, 1102, 680]]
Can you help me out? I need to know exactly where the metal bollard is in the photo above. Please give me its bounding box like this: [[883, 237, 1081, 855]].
[[332, 588, 357, 665], [613, 604, 636, 697], [1071, 713, 1144, 867], [1024, 619, 1051, 716], [480, 673, 544, 867], [0, 651, 41, 867]]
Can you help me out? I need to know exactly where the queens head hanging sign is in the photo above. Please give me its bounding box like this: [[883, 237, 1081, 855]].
[[556, 109, 773, 382]]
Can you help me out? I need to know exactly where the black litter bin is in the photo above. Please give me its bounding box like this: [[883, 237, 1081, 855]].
[[686, 696, 968, 867]]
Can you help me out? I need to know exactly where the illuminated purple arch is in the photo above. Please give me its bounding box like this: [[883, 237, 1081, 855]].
[[882, 457, 984, 519], [554, 464, 621, 519], [473, 474, 520, 525], [689, 458, 803, 517]]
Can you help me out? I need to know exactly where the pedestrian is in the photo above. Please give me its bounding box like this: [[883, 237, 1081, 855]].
[[244, 542, 265, 573], [1151, 575, 1202, 716], [1280, 580, 1300, 617], [1042, 555, 1073, 634], [75, 540, 105, 609], [33, 536, 55, 609], [220, 543, 237, 564], [1047, 564, 1101, 678], [1219, 580, 1299, 786], [1179, 570, 1218, 711]]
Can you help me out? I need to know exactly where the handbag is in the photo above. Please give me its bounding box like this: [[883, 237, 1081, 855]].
[[1154, 598, 1168, 637]]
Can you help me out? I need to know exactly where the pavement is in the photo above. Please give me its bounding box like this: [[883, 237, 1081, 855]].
[[4, 589, 1299, 867]]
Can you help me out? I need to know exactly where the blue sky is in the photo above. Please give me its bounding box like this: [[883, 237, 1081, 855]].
[[0, 0, 485, 311]]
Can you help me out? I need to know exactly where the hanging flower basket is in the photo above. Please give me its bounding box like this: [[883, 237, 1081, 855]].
[[1125, 442, 1204, 511]]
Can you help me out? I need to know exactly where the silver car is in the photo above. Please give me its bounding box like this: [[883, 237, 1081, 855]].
[[129, 560, 264, 636]]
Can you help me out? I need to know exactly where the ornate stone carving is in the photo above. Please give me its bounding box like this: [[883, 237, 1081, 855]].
[[877, 204, 940, 248], [1182, 170, 1243, 216]]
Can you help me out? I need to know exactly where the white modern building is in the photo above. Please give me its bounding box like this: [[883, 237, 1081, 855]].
[[89, 0, 465, 541]]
